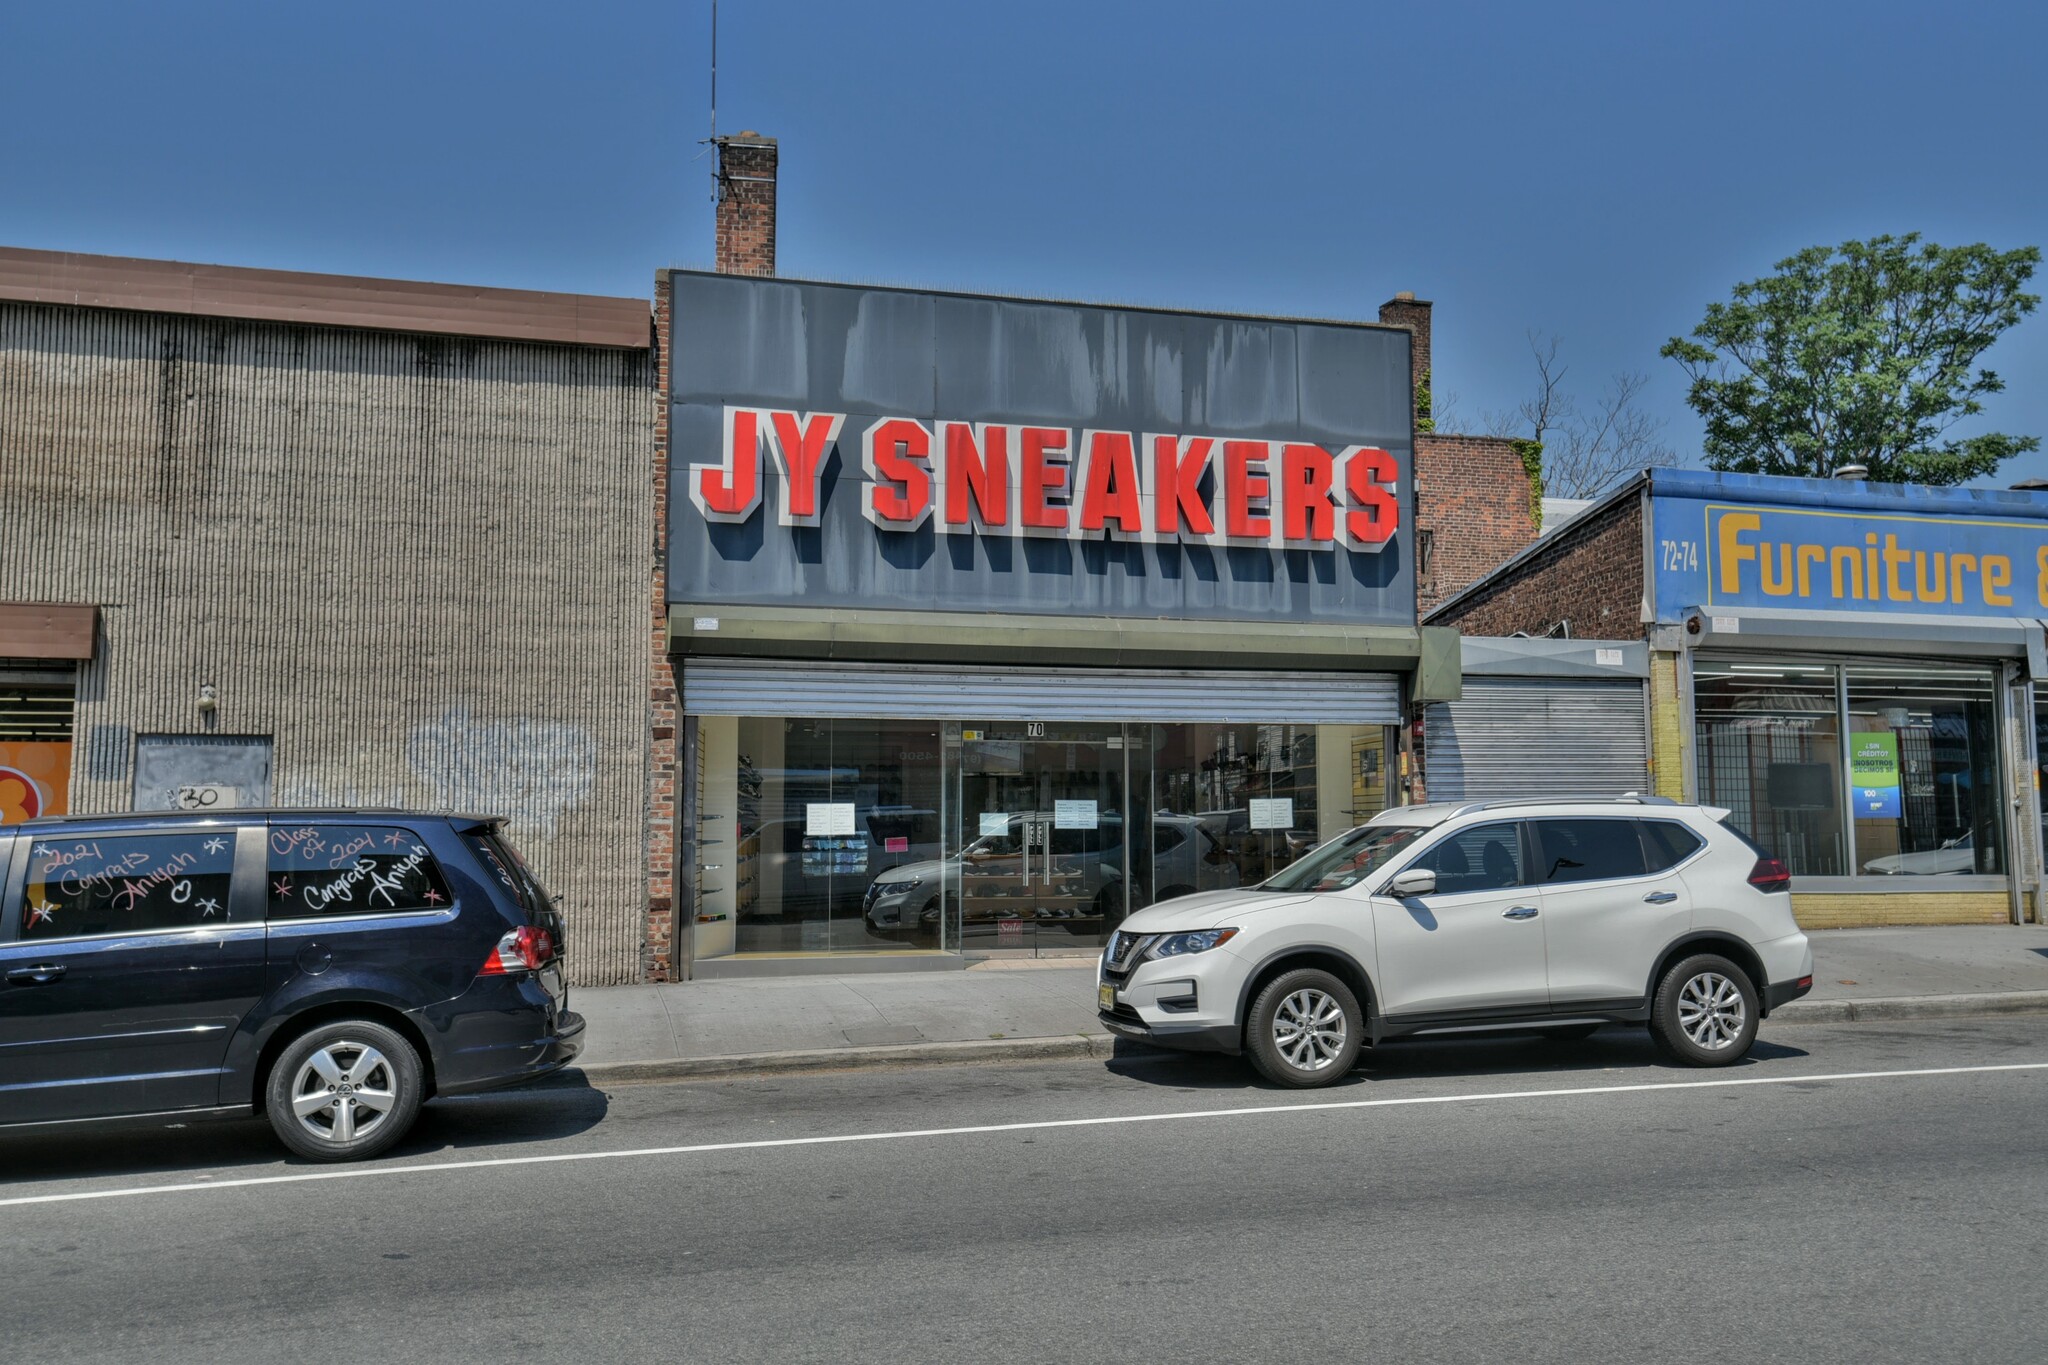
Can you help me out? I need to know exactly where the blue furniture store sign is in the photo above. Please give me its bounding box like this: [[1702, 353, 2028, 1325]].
[[1649, 470, 2048, 622]]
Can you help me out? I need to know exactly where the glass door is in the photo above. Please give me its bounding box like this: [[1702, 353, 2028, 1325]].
[[950, 723, 1125, 956]]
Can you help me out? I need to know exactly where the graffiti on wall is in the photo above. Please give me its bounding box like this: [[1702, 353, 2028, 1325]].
[[405, 706, 597, 836]]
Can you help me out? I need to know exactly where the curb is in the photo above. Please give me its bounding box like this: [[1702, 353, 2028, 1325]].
[[564, 990, 2048, 1087], [1768, 990, 2048, 1025], [575, 1033, 1118, 1085]]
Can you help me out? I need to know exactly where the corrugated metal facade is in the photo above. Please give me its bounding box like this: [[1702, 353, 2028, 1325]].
[[0, 300, 653, 984], [1424, 678, 1648, 800], [682, 660, 1404, 725]]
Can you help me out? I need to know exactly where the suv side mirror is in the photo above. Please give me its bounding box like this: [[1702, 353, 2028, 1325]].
[[1384, 867, 1437, 898]]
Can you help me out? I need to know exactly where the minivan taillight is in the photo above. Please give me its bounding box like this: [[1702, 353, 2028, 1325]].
[[1747, 857, 1792, 894], [481, 925, 554, 976]]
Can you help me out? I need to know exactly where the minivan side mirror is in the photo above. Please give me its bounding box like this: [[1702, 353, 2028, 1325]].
[[1384, 867, 1437, 898]]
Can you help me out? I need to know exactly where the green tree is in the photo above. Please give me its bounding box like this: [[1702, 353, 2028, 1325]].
[[1662, 234, 2040, 484]]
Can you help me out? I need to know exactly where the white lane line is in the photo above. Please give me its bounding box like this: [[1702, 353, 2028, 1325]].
[[3, 1060, 2041, 1211]]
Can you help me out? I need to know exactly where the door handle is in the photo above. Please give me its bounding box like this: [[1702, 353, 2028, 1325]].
[[1643, 891, 1679, 904], [6, 964, 66, 986], [1502, 906, 1539, 920]]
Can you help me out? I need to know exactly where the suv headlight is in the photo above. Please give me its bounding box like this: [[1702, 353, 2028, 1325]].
[[1146, 927, 1239, 959]]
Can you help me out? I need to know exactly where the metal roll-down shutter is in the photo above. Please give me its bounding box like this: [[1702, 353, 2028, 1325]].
[[682, 659, 1402, 725], [1425, 677, 1648, 800]]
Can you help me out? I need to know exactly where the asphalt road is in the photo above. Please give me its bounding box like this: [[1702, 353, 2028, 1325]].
[[2, 1017, 2044, 1364]]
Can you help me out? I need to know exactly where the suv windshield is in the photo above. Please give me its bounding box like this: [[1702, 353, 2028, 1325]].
[[1261, 823, 1430, 893]]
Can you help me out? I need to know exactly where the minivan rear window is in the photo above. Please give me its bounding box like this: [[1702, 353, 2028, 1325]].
[[268, 824, 452, 918], [467, 828, 553, 922]]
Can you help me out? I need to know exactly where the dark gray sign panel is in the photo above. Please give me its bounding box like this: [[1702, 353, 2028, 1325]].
[[666, 271, 1415, 626]]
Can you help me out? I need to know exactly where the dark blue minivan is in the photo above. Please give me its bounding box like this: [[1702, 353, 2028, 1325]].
[[0, 810, 585, 1161]]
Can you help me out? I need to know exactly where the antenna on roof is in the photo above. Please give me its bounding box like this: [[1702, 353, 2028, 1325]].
[[694, 0, 720, 202]]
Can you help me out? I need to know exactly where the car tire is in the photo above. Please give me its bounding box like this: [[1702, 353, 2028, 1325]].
[[1648, 954, 1759, 1067], [265, 1020, 425, 1162], [1244, 968, 1364, 1088], [1541, 1023, 1600, 1042]]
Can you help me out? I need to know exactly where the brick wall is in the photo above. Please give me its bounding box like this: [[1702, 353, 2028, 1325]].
[[1426, 491, 1645, 638], [646, 274, 677, 979], [715, 133, 778, 277], [1414, 433, 1539, 613]]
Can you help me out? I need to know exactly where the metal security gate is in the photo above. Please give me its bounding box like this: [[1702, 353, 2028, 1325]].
[[1425, 677, 1648, 801], [681, 660, 1402, 725]]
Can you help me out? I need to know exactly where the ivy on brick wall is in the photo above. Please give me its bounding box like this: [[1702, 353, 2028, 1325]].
[[1414, 370, 1434, 434], [1512, 438, 1545, 529]]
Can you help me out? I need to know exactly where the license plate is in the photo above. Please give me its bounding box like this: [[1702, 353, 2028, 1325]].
[[1098, 983, 1116, 1011]]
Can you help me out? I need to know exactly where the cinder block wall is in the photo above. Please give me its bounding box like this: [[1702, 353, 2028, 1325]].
[[0, 300, 653, 984]]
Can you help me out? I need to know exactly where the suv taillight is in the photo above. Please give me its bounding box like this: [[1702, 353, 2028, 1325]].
[[1747, 856, 1792, 894], [481, 925, 554, 976]]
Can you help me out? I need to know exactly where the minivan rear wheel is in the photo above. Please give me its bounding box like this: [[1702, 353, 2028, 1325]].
[[1649, 954, 1758, 1066], [1245, 968, 1363, 1088], [265, 1020, 424, 1162]]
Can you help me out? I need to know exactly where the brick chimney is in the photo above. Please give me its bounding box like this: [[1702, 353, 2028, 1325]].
[[1378, 291, 1433, 426], [715, 131, 778, 276]]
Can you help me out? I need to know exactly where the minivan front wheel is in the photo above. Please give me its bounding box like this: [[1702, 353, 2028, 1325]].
[[1649, 954, 1758, 1066], [266, 1020, 424, 1161], [1245, 968, 1363, 1088]]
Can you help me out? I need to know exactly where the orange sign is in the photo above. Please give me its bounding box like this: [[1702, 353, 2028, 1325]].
[[0, 741, 70, 824]]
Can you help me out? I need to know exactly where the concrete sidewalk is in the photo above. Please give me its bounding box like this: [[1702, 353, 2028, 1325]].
[[569, 925, 2048, 1081]]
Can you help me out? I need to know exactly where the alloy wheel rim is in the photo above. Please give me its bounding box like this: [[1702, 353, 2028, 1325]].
[[1273, 988, 1347, 1071], [1677, 972, 1746, 1050], [290, 1040, 398, 1143]]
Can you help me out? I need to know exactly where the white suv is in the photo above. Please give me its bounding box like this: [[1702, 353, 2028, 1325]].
[[1097, 798, 1813, 1086]]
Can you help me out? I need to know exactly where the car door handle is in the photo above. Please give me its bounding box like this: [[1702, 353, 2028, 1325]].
[[1502, 906, 1539, 920], [1643, 891, 1679, 904], [6, 964, 66, 986]]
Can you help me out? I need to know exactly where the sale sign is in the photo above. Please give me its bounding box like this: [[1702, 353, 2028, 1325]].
[[692, 408, 1400, 553]]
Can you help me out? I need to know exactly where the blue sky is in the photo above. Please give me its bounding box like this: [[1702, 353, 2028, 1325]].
[[5, 0, 2044, 481]]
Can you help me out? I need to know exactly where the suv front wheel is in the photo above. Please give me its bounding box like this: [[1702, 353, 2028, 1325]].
[[265, 1020, 425, 1161], [1245, 968, 1364, 1088], [1649, 954, 1759, 1066]]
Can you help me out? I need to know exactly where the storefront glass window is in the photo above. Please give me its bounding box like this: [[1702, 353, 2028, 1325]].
[[1693, 657, 2008, 880], [1692, 660, 1846, 876], [1844, 665, 2003, 877], [694, 717, 1396, 963]]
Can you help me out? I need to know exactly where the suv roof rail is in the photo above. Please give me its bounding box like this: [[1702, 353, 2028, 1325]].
[[1451, 795, 1686, 817]]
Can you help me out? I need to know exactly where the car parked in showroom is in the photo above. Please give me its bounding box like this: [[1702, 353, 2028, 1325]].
[[0, 809, 584, 1160], [1097, 797, 1812, 1086], [863, 811, 1238, 941]]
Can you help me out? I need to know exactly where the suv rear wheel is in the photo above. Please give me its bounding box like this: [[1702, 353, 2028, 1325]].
[[265, 1020, 425, 1161], [1245, 968, 1363, 1088], [1649, 954, 1758, 1066]]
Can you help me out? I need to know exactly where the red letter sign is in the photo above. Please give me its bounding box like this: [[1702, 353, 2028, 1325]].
[[1147, 434, 1215, 541], [1277, 443, 1338, 548], [768, 410, 847, 527], [861, 418, 933, 528], [1076, 430, 1145, 537], [1017, 427, 1072, 536], [1336, 446, 1400, 549], [1221, 440, 1273, 544], [691, 406, 766, 523], [938, 422, 1010, 532]]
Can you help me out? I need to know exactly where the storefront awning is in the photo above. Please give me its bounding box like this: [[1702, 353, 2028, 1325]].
[[1677, 607, 2047, 676]]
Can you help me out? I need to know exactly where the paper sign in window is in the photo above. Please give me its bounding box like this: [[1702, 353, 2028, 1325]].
[[805, 803, 857, 836], [1053, 800, 1098, 830], [1249, 797, 1294, 830]]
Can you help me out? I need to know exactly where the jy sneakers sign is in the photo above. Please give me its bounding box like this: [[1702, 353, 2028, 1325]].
[[689, 407, 1400, 553]]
